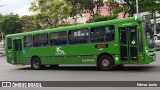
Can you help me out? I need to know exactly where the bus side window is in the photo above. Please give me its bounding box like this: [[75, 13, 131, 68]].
[[59, 32, 67, 45], [90, 27, 105, 42], [120, 28, 127, 44], [105, 25, 115, 41], [50, 31, 67, 45], [69, 29, 89, 44], [33, 34, 48, 47], [91, 25, 114, 42], [7, 38, 12, 49], [24, 36, 32, 48]]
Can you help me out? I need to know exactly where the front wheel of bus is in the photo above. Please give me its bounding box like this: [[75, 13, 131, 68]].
[[31, 57, 44, 70], [97, 55, 114, 71]]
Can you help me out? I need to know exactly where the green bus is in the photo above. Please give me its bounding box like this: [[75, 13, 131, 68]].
[[5, 16, 156, 71]]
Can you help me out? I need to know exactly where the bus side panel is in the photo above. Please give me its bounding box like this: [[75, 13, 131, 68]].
[[48, 44, 96, 64], [22, 46, 51, 65]]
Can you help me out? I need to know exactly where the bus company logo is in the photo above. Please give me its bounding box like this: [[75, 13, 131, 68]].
[[2, 82, 11, 87], [55, 47, 66, 55]]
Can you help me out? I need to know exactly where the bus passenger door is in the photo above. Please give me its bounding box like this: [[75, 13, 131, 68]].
[[13, 39, 22, 64], [119, 26, 138, 63], [129, 26, 138, 63]]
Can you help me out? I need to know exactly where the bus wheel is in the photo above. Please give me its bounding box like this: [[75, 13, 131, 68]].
[[31, 57, 44, 70], [97, 55, 114, 71]]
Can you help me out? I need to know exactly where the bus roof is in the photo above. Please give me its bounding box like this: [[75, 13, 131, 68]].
[[6, 16, 142, 38]]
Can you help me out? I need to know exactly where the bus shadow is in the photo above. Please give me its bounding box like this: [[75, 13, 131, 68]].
[[17, 66, 97, 71], [17, 65, 160, 72], [113, 65, 159, 72]]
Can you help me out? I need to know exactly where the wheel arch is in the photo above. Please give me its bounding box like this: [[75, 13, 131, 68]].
[[97, 52, 114, 65], [96, 52, 115, 71], [31, 55, 40, 63], [30, 55, 44, 70]]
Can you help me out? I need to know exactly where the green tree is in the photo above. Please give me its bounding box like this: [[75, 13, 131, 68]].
[[66, 0, 104, 18], [65, 0, 84, 19], [122, 0, 160, 17], [95, 0, 104, 14], [139, 0, 160, 13], [82, 0, 104, 17], [106, 0, 127, 15], [89, 14, 118, 23], [0, 13, 22, 35], [30, 0, 72, 29], [20, 15, 40, 32]]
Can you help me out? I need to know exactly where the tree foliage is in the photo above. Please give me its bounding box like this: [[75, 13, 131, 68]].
[[88, 14, 118, 23], [65, 0, 84, 19], [0, 13, 22, 35], [66, 0, 104, 18], [1, 0, 160, 38], [139, 0, 160, 13], [122, 0, 160, 17], [106, 0, 127, 15], [29, 0, 72, 29], [20, 15, 40, 32], [82, 0, 104, 17]]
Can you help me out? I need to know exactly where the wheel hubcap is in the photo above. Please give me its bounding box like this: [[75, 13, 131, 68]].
[[102, 59, 109, 67], [34, 60, 39, 68]]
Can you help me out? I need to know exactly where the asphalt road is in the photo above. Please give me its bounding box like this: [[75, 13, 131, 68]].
[[0, 51, 160, 90]]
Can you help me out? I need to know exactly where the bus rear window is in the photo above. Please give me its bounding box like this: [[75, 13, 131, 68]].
[[7, 38, 12, 49]]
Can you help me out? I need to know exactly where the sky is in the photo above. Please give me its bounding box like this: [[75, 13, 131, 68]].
[[0, 0, 34, 16]]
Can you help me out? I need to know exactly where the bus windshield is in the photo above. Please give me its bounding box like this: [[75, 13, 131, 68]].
[[145, 23, 155, 48]]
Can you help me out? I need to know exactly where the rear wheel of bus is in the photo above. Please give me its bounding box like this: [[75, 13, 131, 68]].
[[97, 55, 114, 71], [31, 57, 44, 70]]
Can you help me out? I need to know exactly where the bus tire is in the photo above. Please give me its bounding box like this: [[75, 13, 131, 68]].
[[97, 55, 114, 71], [31, 57, 44, 70]]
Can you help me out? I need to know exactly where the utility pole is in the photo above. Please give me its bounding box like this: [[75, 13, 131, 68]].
[[153, 0, 157, 34], [136, 0, 139, 16], [153, 12, 157, 34]]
